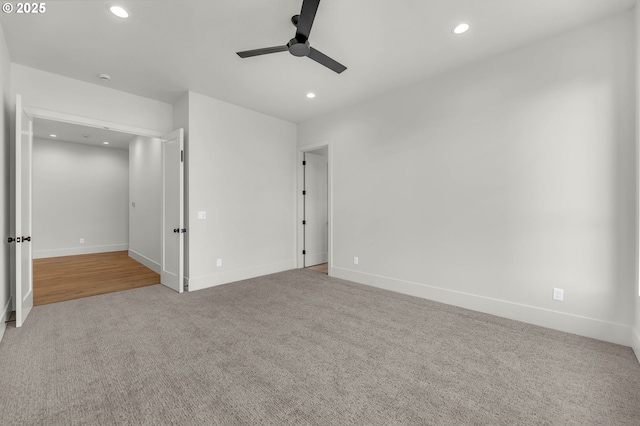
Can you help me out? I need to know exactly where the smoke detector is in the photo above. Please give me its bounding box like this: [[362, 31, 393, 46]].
[[97, 73, 111, 82]]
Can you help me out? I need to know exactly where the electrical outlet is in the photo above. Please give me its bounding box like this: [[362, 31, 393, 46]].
[[198, 211, 207, 220], [80, 238, 85, 244], [354, 256, 359, 265], [553, 288, 564, 301], [216, 259, 222, 267]]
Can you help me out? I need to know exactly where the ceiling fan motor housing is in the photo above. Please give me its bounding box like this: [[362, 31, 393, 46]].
[[288, 38, 310, 57]]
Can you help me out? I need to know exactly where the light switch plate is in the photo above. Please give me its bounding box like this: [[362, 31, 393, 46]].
[[198, 211, 207, 220], [553, 288, 564, 301]]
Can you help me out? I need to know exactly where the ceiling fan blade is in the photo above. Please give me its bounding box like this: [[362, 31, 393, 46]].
[[236, 46, 288, 58], [308, 47, 347, 74], [296, 0, 320, 41]]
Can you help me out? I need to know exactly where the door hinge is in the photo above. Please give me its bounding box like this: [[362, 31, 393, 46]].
[[7, 237, 15, 243], [302, 190, 306, 195], [302, 220, 306, 225], [302, 250, 306, 255], [302, 160, 306, 166], [181, 150, 184, 162], [180, 228, 187, 233], [22, 236, 31, 242]]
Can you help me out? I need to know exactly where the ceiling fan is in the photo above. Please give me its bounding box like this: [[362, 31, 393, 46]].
[[236, 0, 347, 74]]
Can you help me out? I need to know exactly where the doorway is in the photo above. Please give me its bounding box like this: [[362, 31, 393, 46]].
[[12, 99, 185, 325], [299, 143, 331, 275], [30, 118, 160, 305]]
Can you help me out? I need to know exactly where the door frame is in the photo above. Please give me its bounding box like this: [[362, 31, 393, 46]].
[[297, 140, 333, 275], [13, 105, 184, 307], [24, 107, 165, 139]]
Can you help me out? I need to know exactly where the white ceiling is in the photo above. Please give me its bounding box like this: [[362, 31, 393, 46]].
[[33, 118, 134, 150], [1, 0, 635, 123]]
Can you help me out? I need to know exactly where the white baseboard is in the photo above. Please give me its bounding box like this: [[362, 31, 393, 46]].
[[128, 250, 161, 274], [0, 297, 12, 344], [33, 244, 129, 259], [305, 252, 328, 267], [332, 267, 632, 347], [632, 327, 640, 364], [188, 260, 296, 292]]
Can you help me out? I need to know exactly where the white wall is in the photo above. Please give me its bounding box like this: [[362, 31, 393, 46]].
[[634, 4, 640, 362], [635, 281, 640, 361], [32, 139, 129, 258], [299, 11, 636, 346], [129, 136, 162, 272], [184, 91, 297, 291], [0, 22, 11, 342], [11, 64, 173, 134]]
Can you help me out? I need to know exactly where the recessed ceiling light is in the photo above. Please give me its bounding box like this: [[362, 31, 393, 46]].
[[109, 6, 129, 18], [50, 134, 57, 138], [453, 23, 470, 35], [306, 92, 316, 99], [103, 141, 110, 145]]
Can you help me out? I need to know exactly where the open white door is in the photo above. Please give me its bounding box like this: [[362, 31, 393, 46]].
[[14, 94, 33, 326], [161, 129, 184, 292]]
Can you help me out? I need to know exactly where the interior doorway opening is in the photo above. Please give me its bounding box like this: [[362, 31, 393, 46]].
[[300, 145, 330, 275], [12, 99, 185, 326], [31, 118, 160, 305]]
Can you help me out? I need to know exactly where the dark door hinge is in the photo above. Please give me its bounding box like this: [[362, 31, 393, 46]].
[[302, 220, 306, 225], [180, 228, 187, 233], [302, 190, 306, 195], [181, 150, 184, 162], [302, 250, 306, 255], [302, 160, 306, 166]]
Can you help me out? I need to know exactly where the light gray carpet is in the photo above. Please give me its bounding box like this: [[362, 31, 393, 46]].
[[1, 268, 639, 425]]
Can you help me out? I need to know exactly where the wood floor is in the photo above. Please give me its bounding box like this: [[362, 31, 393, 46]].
[[307, 263, 328, 274], [33, 251, 160, 306]]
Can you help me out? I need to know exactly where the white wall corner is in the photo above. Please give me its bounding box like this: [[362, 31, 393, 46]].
[[128, 250, 161, 274], [632, 327, 640, 364], [0, 296, 12, 344], [188, 260, 296, 292], [332, 267, 632, 347]]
